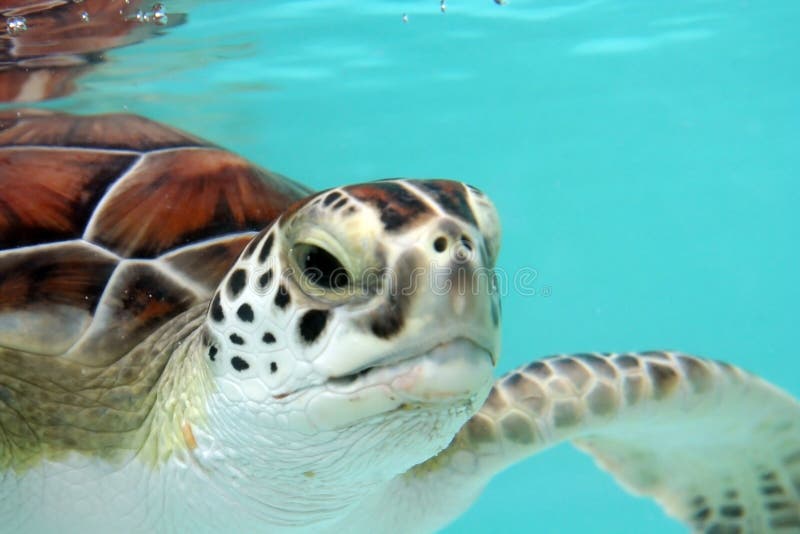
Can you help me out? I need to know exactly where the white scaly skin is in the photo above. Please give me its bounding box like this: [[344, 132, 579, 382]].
[[192, 181, 500, 530], [0, 180, 501, 533]]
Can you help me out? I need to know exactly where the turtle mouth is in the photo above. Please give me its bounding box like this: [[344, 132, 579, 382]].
[[271, 337, 495, 403], [278, 337, 494, 430], [328, 337, 486, 381], [330, 336, 495, 384], [296, 337, 494, 429], [324, 337, 494, 399]]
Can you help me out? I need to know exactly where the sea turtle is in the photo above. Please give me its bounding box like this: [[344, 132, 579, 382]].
[[1, 110, 799, 534]]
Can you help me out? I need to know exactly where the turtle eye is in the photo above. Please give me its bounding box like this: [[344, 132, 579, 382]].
[[293, 243, 352, 291]]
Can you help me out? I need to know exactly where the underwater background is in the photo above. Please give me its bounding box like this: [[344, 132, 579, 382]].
[[11, 0, 799, 531]]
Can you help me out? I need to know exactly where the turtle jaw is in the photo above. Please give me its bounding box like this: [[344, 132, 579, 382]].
[[301, 337, 495, 431]]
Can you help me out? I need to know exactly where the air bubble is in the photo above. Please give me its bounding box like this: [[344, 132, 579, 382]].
[[401, 13, 408, 23], [151, 3, 168, 25], [440, 0, 447, 13], [126, 3, 168, 25], [80, 11, 90, 23], [5, 16, 27, 35]]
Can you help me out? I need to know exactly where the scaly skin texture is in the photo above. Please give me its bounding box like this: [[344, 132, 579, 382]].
[[1, 179, 502, 532], [353, 351, 800, 533], [0, 338, 487, 533], [0, 304, 209, 473], [0, 304, 213, 531]]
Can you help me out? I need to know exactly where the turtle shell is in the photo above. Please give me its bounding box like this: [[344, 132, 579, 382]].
[[0, 109, 310, 365]]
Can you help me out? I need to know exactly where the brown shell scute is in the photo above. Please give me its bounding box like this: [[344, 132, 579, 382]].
[[64, 262, 198, 365], [0, 243, 116, 313], [0, 147, 136, 249], [0, 111, 310, 363], [85, 148, 303, 259], [0, 111, 205, 151], [0, 242, 117, 355], [164, 235, 255, 293]]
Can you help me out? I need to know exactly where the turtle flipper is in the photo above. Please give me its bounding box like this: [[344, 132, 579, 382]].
[[407, 352, 800, 533]]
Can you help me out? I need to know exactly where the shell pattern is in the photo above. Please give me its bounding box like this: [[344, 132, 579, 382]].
[[0, 110, 310, 365]]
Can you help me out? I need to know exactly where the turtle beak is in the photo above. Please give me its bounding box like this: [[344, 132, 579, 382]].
[[306, 338, 494, 430]]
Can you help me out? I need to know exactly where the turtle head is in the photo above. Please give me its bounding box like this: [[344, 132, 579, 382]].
[[199, 179, 500, 514]]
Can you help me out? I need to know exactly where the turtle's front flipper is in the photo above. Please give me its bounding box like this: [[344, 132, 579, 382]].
[[400, 352, 800, 533]]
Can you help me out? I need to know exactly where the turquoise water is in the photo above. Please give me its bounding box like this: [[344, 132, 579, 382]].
[[33, 0, 800, 531]]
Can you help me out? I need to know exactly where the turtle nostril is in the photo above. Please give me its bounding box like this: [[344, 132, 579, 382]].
[[433, 236, 448, 253], [459, 235, 473, 251]]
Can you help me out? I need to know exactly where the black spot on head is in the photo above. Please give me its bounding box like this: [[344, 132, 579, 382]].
[[259, 269, 273, 289], [381, 190, 426, 230], [263, 332, 276, 344], [274, 284, 290, 309], [229, 333, 245, 345], [766, 500, 791, 511], [693, 506, 711, 523], [210, 292, 224, 322], [761, 485, 784, 496], [370, 301, 404, 338], [270, 361, 278, 373], [228, 269, 247, 298], [323, 191, 342, 206], [417, 180, 477, 227], [347, 182, 432, 231], [258, 234, 274, 263], [299, 309, 329, 344], [367, 252, 416, 338], [237, 303, 254, 322], [208, 345, 218, 361], [719, 505, 744, 518], [242, 235, 261, 259], [231, 356, 250, 371], [381, 208, 408, 231]]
